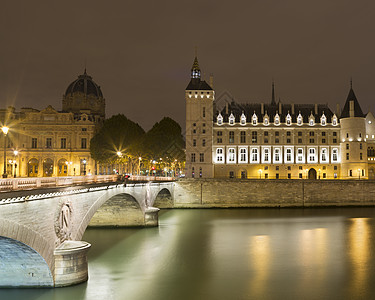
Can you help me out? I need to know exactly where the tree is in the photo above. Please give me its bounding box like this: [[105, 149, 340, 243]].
[[90, 114, 145, 165], [141, 117, 185, 176]]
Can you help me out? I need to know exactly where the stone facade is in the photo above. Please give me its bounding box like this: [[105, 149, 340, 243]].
[[0, 71, 104, 178], [174, 179, 375, 207], [185, 56, 375, 180]]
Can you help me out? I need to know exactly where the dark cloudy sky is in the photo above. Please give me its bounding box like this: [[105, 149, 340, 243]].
[[1, 0, 374, 131]]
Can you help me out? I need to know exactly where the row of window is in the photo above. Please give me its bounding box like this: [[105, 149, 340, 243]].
[[217, 112, 338, 127], [30, 138, 87, 149], [213, 147, 339, 164], [215, 130, 338, 144]]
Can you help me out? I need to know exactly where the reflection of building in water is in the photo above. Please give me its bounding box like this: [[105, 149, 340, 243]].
[[0, 70, 105, 177], [249, 235, 270, 297], [185, 56, 375, 179], [348, 218, 370, 297]]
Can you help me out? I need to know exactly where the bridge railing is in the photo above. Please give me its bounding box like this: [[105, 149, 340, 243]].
[[0, 175, 118, 191], [128, 175, 175, 181]]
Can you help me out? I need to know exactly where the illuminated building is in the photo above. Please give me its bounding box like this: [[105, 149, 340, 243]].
[[0, 70, 104, 177], [185, 56, 375, 179]]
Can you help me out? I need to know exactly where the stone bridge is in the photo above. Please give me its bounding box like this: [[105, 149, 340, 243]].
[[0, 178, 174, 288]]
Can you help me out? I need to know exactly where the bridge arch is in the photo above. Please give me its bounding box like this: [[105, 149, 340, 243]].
[[153, 188, 173, 208], [0, 236, 53, 287], [73, 191, 145, 240]]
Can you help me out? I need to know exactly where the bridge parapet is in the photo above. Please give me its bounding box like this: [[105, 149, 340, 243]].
[[0, 175, 118, 192]]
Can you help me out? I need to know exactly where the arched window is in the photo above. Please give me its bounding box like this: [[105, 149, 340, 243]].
[[252, 112, 258, 125], [320, 113, 326, 126], [240, 112, 246, 125], [227, 148, 236, 163], [332, 114, 338, 126], [309, 113, 315, 126], [286, 113, 292, 126], [297, 113, 303, 126], [274, 113, 280, 126], [217, 113, 223, 125], [216, 148, 224, 163], [229, 113, 235, 125], [239, 148, 247, 163], [263, 113, 269, 126]]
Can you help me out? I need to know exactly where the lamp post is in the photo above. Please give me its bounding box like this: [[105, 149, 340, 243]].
[[13, 150, 18, 178], [258, 169, 262, 179], [318, 169, 321, 180], [138, 157, 142, 175], [83, 159, 87, 176], [2, 126, 9, 178], [358, 168, 361, 180]]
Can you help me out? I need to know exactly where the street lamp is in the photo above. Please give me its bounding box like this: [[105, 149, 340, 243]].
[[2, 126, 9, 178], [138, 157, 142, 175], [258, 169, 262, 179], [83, 159, 87, 175], [358, 168, 361, 180], [13, 150, 18, 178], [318, 169, 321, 180]]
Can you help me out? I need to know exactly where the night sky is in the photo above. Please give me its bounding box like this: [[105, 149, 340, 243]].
[[1, 1, 374, 131]]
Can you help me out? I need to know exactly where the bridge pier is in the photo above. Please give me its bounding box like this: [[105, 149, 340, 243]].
[[144, 207, 160, 227], [54, 240, 91, 287]]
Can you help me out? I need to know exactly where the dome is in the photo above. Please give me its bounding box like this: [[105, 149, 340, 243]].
[[65, 70, 103, 98]]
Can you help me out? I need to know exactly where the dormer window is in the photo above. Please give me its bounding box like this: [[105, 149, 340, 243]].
[[297, 113, 303, 126], [320, 113, 326, 126], [263, 113, 269, 126], [240, 112, 246, 125], [274, 113, 280, 126], [229, 113, 235, 125], [332, 114, 338, 126], [286, 113, 292, 126], [252, 112, 258, 125], [217, 113, 223, 126], [309, 113, 315, 126]]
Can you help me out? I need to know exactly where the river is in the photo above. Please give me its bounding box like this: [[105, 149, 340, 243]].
[[1, 208, 375, 300]]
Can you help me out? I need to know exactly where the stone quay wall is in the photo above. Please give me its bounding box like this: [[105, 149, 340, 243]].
[[173, 179, 375, 208]]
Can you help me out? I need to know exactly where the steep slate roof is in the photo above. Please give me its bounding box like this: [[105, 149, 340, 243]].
[[215, 101, 334, 123], [186, 79, 213, 90], [340, 88, 365, 118]]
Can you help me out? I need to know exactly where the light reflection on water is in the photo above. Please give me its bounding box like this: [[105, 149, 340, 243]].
[[1, 208, 375, 300]]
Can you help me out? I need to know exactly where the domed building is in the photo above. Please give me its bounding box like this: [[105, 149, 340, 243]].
[[62, 69, 105, 123], [0, 69, 109, 178]]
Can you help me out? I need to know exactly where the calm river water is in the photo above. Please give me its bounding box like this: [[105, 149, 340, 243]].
[[1, 208, 375, 300]]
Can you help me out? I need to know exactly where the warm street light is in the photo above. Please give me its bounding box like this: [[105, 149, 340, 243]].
[[83, 159, 87, 175], [258, 169, 262, 179], [2, 126, 9, 178], [358, 168, 361, 180], [117, 151, 122, 157]]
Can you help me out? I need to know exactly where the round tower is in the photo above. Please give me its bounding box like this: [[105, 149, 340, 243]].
[[339, 86, 367, 179]]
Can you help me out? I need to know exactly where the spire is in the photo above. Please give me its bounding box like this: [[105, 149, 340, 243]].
[[191, 55, 201, 79], [340, 84, 364, 118], [271, 80, 276, 105]]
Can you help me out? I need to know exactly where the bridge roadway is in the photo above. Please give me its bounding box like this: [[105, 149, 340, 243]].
[[0, 175, 175, 288]]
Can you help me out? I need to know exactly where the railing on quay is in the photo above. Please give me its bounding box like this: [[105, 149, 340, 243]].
[[0, 175, 118, 192]]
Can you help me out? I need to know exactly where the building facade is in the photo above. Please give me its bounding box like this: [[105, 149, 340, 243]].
[[185, 56, 375, 179], [0, 70, 104, 177]]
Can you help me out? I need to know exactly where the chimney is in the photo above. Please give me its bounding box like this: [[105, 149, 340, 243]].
[[209, 74, 214, 89], [349, 100, 354, 117], [279, 102, 282, 115], [291, 103, 295, 115], [261, 103, 264, 115], [314, 104, 318, 115], [336, 104, 340, 117]]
